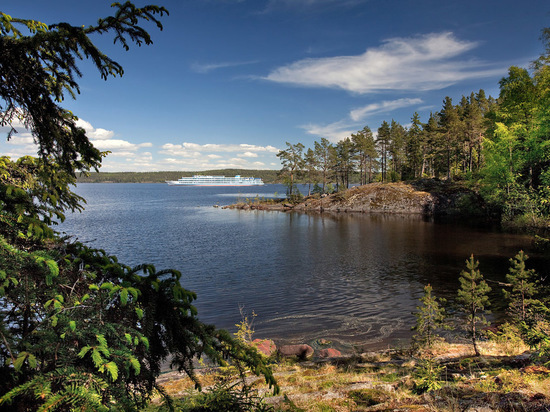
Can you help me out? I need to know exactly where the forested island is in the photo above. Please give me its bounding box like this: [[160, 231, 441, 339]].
[[273, 50, 550, 233], [2, 3, 550, 412]]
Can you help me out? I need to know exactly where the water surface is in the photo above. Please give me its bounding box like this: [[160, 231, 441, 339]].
[[58, 183, 546, 351]]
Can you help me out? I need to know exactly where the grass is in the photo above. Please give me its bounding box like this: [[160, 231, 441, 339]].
[[153, 338, 550, 411]]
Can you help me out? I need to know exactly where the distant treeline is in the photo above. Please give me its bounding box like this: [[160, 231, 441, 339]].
[[76, 169, 281, 184]]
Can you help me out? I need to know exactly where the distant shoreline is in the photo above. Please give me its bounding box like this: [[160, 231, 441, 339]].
[[76, 169, 280, 184]]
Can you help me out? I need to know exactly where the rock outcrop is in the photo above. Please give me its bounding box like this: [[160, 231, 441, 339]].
[[278, 344, 315, 359], [252, 339, 277, 357], [318, 348, 342, 358], [292, 182, 435, 214]]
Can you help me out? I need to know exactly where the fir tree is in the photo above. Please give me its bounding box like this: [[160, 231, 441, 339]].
[[457, 255, 491, 356], [0, 5, 278, 410]]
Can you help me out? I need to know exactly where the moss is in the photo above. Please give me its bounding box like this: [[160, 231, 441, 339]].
[[379, 372, 401, 383], [348, 388, 390, 406]]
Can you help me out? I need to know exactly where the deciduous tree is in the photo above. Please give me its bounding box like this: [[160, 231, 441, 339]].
[[314, 137, 335, 193], [277, 141, 305, 201]]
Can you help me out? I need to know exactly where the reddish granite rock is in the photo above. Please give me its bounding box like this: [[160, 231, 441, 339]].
[[278, 344, 314, 359], [318, 348, 342, 358], [252, 339, 277, 357]]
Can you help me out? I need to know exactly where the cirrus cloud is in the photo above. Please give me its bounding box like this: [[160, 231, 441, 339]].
[[349, 98, 423, 122]]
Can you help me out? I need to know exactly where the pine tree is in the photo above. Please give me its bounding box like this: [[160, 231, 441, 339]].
[[457, 255, 491, 356], [412, 284, 447, 354], [404, 112, 424, 179], [504, 250, 538, 323], [439, 96, 462, 179], [389, 120, 406, 181], [351, 126, 377, 185], [377, 121, 391, 182]]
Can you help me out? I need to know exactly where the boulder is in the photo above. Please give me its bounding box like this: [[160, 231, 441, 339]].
[[318, 348, 342, 358], [252, 339, 277, 357], [278, 344, 314, 359]]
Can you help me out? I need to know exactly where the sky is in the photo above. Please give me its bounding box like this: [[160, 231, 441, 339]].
[[1, 0, 550, 172]]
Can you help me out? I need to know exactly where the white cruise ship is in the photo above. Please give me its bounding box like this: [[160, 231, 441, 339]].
[[166, 175, 264, 186]]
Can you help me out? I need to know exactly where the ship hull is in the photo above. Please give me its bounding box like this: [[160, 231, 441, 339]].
[[166, 182, 264, 186], [166, 175, 264, 186]]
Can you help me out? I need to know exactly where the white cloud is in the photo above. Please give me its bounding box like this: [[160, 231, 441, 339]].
[[92, 139, 139, 151], [0, 117, 158, 170], [191, 60, 259, 74], [238, 151, 259, 158], [0, 119, 38, 157], [75, 119, 114, 140], [302, 120, 356, 142], [160, 142, 279, 157], [303, 97, 423, 142], [158, 141, 281, 171], [1, 117, 281, 172], [265, 32, 503, 93], [350, 98, 423, 122], [5, 133, 34, 147]]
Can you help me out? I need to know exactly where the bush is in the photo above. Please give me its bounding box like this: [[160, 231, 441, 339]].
[[156, 381, 274, 412], [413, 358, 445, 394]]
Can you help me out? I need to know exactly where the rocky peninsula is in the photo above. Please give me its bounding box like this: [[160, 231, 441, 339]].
[[224, 180, 486, 218]]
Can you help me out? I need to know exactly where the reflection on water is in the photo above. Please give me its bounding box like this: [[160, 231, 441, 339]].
[[58, 183, 546, 350]]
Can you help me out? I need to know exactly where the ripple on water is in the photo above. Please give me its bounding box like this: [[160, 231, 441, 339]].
[[58, 184, 547, 349]]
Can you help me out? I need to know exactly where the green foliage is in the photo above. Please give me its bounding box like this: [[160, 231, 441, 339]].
[[413, 357, 444, 394], [152, 380, 274, 412], [457, 255, 491, 356], [0, 156, 86, 242], [518, 300, 550, 365], [411, 284, 447, 353], [277, 142, 306, 200], [0, 236, 277, 410], [348, 388, 390, 407], [273, 25, 550, 230], [485, 322, 526, 356], [0, 6, 278, 410], [234, 307, 256, 344], [480, 37, 550, 224]]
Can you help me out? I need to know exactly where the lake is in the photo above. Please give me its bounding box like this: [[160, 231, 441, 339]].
[[58, 183, 546, 352]]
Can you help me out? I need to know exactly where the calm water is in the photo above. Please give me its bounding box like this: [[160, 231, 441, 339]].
[[58, 183, 547, 351]]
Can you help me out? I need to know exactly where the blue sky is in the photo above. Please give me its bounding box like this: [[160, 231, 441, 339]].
[[2, 0, 549, 171]]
